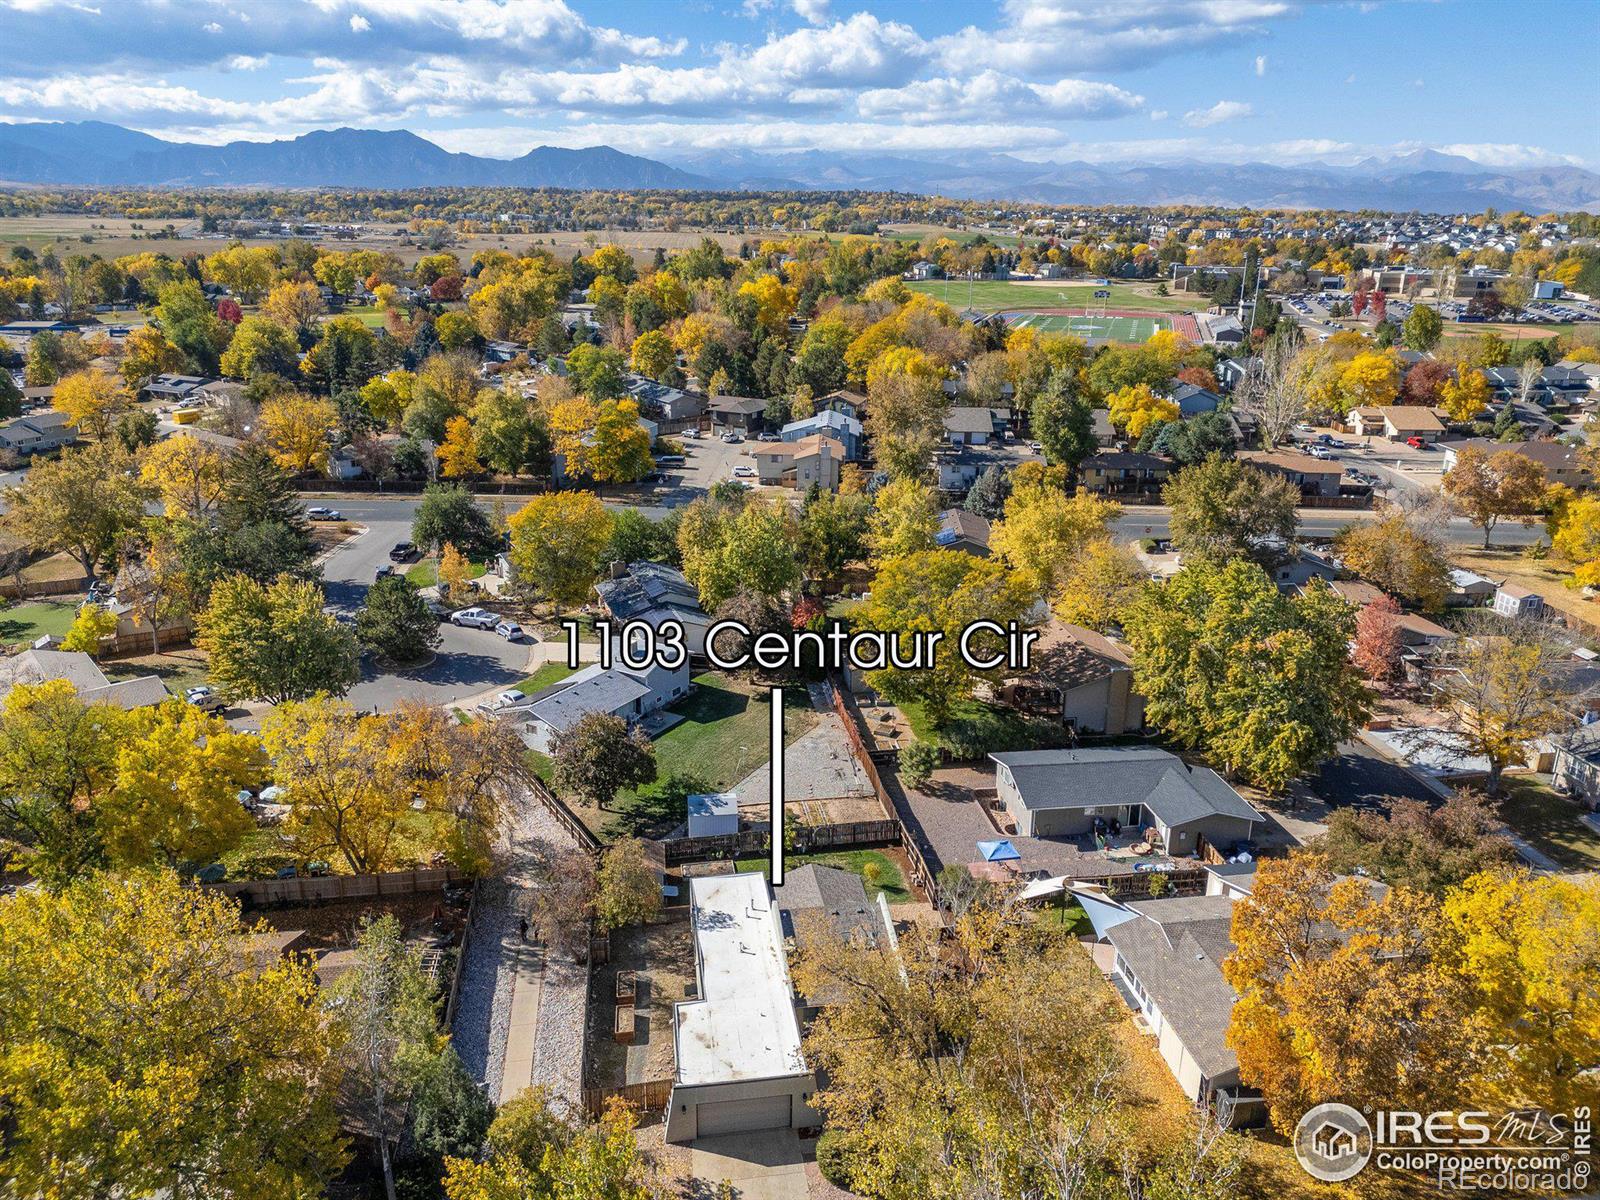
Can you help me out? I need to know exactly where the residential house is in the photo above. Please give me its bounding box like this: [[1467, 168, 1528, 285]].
[[907, 261, 942, 281], [1196, 314, 1245, 345], [990, 747, 1263, 858], [936, 444, 1009, 493], [1237, 450, 1344, 499], [707, 395, 768, 433], [0, 410, 78, 456], [1265, 544, 1340, 591], [782, 409, 862, 458], [942, 406, 1007, 446], [140, 374, 209, 404], [996, 622, 1144, 736], [1203, 863, 1257, 900], [1168, 383, 1222, 417], [496, 646, 689, 753], [1100, 895, 1262, 1122], [1090, 408, 1118, 447], [1438, 439, 1592, 490], [0, 648, 168, 710], [1348, 406, 1446, 443], [628, 378, 705, 423], [1214, 357, 1259, 393], [779, 864, 892, 1015], [664, 873, 819, 1142], [594, 560, 712, 658], [1552, 724, 1600, 806], [1079, 451, 1172, 496], [746, 434, 844, 491], [816, 390, 865, 420], [934, 508, 991, 557], [1493, 582, 1546, 620], [483, 339, 527, 364]]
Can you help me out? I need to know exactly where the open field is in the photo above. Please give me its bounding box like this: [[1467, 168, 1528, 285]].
[[1447, 545, 1599, 633], [878, 222, 1024, 247], [1004, 311, 1169, 341], [907, 277, 1196, 313]]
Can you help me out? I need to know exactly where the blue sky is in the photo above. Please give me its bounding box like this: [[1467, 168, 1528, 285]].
[[0, 0, 1595, 169]]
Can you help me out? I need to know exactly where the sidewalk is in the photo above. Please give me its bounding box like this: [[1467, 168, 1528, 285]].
[[497, 940, 548, 1106]]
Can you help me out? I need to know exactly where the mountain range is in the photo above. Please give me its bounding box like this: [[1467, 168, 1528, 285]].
[[1, 122, 1597, 213]]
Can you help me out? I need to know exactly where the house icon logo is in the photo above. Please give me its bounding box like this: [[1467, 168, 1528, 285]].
[[1294, 1103, 1373, 1182]]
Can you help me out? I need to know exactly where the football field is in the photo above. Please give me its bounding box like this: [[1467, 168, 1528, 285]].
[[1002, 311, 1169, 342]]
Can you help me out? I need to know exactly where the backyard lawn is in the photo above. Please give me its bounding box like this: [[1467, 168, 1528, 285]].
[[735, 848, 911, 903], [514, 660, 578, 695], [570, 673, 819, 839], [1498, 779, 1600, 871], [902, 697, 1069, 758], [101, 648, 211, 695], [0, 599, 81, 646], [1034, 898, 1094, 935], [405, 555, 488, 589]]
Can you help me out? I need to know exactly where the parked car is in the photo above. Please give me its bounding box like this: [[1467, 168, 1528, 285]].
[[496, 688, 525, 707], [389, 542, 419, 562], [720, 431, 743, 444], [450, 607, 500, 629], [682, 428, 700, 438], [306, 506, 343, 521], [1406, 436, 1432, 450], [184, 685, 226, 713], [1308, 445, 1333, 459], [732, 464, 756, 478], [375, 565, 395, 580], [494, 620, 527, 641], [1028, 441, 1043, 453]]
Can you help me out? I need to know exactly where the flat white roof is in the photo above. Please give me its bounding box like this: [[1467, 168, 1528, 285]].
[[674, 872, 808, 1086]]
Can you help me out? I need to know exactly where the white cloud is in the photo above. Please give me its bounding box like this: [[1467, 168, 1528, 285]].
[[1436, 142, 1586, 168], [856, 70, 1142, 123], [1254, 54, 1266, 76], [349, 13, 370, 31], [202, 21, 221, 33], [1183, 99, 1252, 128], [1344, 72, 1356, 84], [741, 0, 774, 16], [1149, 109, 1168, 121], [225, 54, 270, 71], [791, 0, 829, 23]]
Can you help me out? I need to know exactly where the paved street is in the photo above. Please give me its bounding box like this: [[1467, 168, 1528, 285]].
[[320, 518, 534, 711], [1308, 738, 1444, 816]]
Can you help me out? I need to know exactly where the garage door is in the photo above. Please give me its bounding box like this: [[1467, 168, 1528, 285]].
[[695, 1094, 792, 1137]]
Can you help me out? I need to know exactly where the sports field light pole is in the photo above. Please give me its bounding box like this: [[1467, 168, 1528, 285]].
[[770, 686, 785, 887]]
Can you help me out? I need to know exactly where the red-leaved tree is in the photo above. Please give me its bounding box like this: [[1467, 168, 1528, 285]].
[[1352, 593, 1404, 685]]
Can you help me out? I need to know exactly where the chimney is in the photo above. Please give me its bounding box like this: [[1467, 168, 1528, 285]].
[[609, 561, 628, 579]]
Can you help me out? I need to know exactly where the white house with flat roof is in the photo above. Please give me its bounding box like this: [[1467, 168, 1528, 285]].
[[665, 872, 819, 1143]]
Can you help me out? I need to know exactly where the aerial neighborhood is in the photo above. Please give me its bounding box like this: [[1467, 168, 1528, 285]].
[[1, 2, 1599, 1198]]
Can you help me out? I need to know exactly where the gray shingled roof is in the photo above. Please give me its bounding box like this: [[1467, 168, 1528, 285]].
[[523, 666, 651, 734], [990, 748, 1263, 829], [778, 864, 888, 950], [1106, 896, 1241, 1079], [79, 675, 170, 710], [943, 406, 1001, 434]]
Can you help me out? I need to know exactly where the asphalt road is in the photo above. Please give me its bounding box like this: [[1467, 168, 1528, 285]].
[[320, 516, 533, 712], [311, 493, 1544, 548]]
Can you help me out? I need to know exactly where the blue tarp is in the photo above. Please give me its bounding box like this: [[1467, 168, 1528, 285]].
[[977, 839, 1021, 862]]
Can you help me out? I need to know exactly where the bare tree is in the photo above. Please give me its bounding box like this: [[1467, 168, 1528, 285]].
[[1234, 334, 1305, 449], [1515, 359, 1543, 412]]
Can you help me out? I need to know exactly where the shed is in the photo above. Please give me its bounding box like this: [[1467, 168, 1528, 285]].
[[687, 792, 739, 838]]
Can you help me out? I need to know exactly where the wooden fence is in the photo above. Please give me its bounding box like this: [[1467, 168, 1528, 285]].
[[583, 1078, 673, 1118], [0, 575, 88, 599], [208, 866, 467, 909], [828, 679, 937, 901], [442, 880, 480, 1031], [659, 818, 899, 866]]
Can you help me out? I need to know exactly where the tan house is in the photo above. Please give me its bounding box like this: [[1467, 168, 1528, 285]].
[[1079, 451, 1172, 496], [996, 621, 1144, 735], [1348, 406, 1446, 443], [746, 434, 844, 490], [1237, 450, 1344, 498]]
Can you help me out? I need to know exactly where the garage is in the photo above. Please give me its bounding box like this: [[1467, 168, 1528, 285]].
[[694, 1094, 792, 1138]]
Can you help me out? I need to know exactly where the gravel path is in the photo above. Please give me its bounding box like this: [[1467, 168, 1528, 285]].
[[451, 787, 588, 1107]]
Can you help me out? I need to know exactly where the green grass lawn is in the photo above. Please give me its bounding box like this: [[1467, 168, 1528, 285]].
[[575, 673, 819, 840], [906, 278, 1196, 314], [102, 651, 211, 695], [337, 303, 390, 329], [514, 660, 578, 695], [1034, 898, 1094, 935], [1498, 780, 1600, 871], [0, 599, 81, 646], [902, 698, 1069, 760], [735, 848, 910, 903], [405, 556, 488, 589]]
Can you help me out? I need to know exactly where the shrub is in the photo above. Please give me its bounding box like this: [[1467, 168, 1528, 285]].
[[815, 1129, 855, 1190], [898, 738, 941, 787]]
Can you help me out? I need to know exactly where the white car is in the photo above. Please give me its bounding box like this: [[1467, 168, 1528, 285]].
[[1307, 445, 1333, 460], [732, 464, 756, 478], [185, 685, 226, 713], [305, 506, 343, 521], [1028, 441, 1043, 454], [494, 620, 527, 641], [450, 607, 500, 629], [496, 688, 526, 707]]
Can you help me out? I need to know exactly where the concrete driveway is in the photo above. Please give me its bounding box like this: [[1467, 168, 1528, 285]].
[[320, 519, 535, 711], [691, 1130, 808, 1200]]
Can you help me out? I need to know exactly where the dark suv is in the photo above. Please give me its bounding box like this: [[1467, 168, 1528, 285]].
[[389, 542, 419, 563]]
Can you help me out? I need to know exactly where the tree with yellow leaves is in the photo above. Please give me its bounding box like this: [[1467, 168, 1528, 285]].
[[0, 871, 348, 1199], [1105, 382, 1178, 437], [60, 602, 119, 655], [436, 414, 482, 478], [865, 476, 939, 563], [1438, 367, 1493, 422], [588, 397, 654, 483], [118, 324, 186, 389], [1052, 537, 1148, 633], [507, 490, 614, 613], [628, 327, 675, 380], [139, 434, 228, 517], [53, 369, 131, 440], [260, 278, 326, 342], [739, 273, 799, 331], [99, 699, 266, 870], [1440, 445, 1551, 547], [258, 392, 339, 475], [203, 243, 278, 302], [1547, 487, 1600, 588], [1338, 350, 1402, 412], [438, 542, 475, 608], [989, 483, 1120, 600]]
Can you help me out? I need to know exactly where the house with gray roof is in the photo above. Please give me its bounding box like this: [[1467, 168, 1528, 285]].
[[1552, 723, 1600, 805], [942, 405, 1007, 446], [934, 508, 990, 557], [495, 642, 689, 753], [990, 747, 1262, 859], [0, 648, 168, 711], [595, 560, 712, 657], [782, 409, 862, 458], [0, 409, 78, 456]]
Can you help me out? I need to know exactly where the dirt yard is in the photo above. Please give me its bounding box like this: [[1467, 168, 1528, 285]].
[[1450, 545, 1600, 633], [586, 913, 696, 1090]]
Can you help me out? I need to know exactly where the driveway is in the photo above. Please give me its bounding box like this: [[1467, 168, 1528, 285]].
[[320, 519, 535, 711], [691, 1130, 808, 1200]]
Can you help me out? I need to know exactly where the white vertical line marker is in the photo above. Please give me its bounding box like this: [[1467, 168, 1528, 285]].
[[770, 686, 784, 887]]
